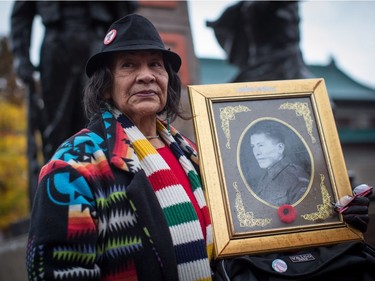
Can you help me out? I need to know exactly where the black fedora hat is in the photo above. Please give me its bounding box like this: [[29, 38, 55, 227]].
[[85, 14, 181, 77]]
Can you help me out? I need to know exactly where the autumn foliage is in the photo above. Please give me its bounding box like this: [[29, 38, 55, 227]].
[[0, 99, 29, 230], [0, 36, 29, 232]]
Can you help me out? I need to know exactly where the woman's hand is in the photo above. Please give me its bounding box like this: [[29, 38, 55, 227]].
[[335, 184, 372, 233]]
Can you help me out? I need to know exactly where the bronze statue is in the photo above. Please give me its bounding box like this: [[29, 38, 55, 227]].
[[207, 1, 314, 82], [10, 1, 138, 205]]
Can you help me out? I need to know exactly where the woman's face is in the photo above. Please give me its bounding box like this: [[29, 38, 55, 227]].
[[109, 51, 169, 121]]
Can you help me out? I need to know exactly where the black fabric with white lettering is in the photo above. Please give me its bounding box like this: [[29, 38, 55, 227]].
[[213, 241, 375, 281]]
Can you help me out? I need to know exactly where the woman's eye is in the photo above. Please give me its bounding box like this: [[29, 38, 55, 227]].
[[121, 62, 133, 68], [151, 61, 164, 67]]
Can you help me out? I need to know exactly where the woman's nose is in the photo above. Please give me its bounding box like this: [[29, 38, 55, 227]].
[[136, 65, 156, 83]]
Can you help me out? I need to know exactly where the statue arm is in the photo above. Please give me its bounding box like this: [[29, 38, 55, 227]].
[[10, 1, 37, 83], [10, 1, 36, 57]]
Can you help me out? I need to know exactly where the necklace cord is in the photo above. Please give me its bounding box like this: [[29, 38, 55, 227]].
[[145, 134, 160, 140]]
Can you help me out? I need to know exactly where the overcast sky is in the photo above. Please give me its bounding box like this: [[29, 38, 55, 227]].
[[1, 0, 374, 88]]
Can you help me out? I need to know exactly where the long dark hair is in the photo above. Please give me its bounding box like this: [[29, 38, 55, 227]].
[[83, 53, 187, 122]]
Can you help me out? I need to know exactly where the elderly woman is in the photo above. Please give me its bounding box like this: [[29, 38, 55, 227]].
[[26, 14, 212, 281], [26, 13, 371, 281]]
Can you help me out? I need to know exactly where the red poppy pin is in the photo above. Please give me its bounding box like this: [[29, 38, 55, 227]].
[[104, 29, 117, 45], [278, 204, 296, 223]]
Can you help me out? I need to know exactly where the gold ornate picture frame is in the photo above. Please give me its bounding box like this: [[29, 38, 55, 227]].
[[188, 79, 363, 259]]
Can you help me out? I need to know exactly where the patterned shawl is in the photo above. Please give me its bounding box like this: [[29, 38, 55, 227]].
[[112, 108, 213, 281]]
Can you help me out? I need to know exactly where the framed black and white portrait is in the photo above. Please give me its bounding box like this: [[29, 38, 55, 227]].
[[188, 79, 363, 259]]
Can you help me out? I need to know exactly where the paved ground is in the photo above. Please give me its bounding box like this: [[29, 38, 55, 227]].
[[0, 234, 27, 281]]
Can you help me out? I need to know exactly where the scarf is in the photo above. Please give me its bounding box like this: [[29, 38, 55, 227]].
[[112, 108, 213, 281]]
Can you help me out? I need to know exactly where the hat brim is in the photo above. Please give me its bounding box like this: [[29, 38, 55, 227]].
[[85, 46, 181, 77]]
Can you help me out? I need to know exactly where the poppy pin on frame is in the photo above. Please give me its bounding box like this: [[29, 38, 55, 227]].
[[104, 29, 117, 45], [278, 204, 297, 223]]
